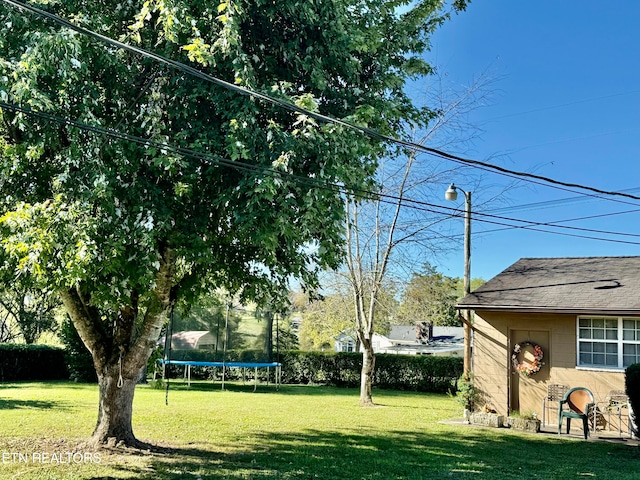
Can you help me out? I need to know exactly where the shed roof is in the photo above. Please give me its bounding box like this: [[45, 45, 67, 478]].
[[457, 256, 640, 315], [170, 331, 215, 349]]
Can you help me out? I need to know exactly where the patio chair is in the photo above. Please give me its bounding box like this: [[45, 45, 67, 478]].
[[542, 383, 569, 427], [558, 387, 595, 439], [594, 390, 629, 435]]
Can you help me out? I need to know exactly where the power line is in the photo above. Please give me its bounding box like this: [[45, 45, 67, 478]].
[[421, 198, 640, 240], [3, 0, 640, 206], [465, 208, 640, 241], [467, 216, 640, 246], [487, 188, 640, 214]]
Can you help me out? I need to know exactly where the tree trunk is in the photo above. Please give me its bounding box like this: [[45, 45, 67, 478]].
[[360, 341, 375, 406], [264, 310, 273, 361], [91, 368, 138, 447], [60, 247, 176, 448], [88, 341, 154, 447]]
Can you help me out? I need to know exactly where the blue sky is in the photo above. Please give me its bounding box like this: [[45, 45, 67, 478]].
[[423, 1, 640, 282]]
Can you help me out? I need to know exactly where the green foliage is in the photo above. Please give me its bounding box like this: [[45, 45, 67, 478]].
[[453, 373, 480, 411], [0, 343, 67, 381], [399, 263, 461, 326], [0, 286, 60, 344], [454, 277, 487, 298], [280, 351, 462, 392], [0, 0, 449, 312], [376, 354, 463, 393], [299, 291, 355, 350], [625, 363, 640, 434], [275, 324, 299, 351], [58, 319, 97, 383], [299, 278, 398, 350], [279, 351, 362, 386], [0, 0, 457, 440]]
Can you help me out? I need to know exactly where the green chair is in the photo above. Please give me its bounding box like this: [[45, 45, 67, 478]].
[[558, 387, 595, 439]]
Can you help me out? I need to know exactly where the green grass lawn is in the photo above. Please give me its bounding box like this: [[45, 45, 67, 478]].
[[0, 381, 638, 479]]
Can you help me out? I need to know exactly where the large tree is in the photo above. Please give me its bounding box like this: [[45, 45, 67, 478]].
[[342, 54, 497, 405], [397, 263, 461, 326], [0, 0, 450, 446]]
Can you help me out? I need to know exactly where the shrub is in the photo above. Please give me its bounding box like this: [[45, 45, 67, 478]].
[[625, 363, 640, 435], [279, 351, 462, 393], [452, 373, 480, 411], [0, 344, 68, 381], [375, 355, 463, 393]]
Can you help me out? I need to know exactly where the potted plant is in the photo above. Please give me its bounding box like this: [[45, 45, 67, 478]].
[[507, 411, 541, 432]]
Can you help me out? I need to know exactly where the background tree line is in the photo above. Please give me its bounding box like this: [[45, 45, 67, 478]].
[[296, 263, 485, 352], [0, 262, 483, 355]]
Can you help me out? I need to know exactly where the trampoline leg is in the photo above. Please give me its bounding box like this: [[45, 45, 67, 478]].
[[254, 367, 258, 392]]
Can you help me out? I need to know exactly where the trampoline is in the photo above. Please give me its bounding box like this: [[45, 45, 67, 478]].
[[158, 303, 284, 403], [157, 359, 282, 392]]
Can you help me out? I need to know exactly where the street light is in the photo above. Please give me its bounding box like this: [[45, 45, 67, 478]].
[[445, 183, 472, 377]]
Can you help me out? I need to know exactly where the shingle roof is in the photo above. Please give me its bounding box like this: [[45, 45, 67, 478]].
[[457, 256, 640, 314]]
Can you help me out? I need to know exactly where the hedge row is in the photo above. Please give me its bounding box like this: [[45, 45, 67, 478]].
[[0, 343, 463, 394], [279, 351, 463, 393], [625, 363, 640, 435], [0, 344, 68, 381], [161, 350, 463, 393]]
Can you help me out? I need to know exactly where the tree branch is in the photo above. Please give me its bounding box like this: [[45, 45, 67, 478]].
[[59, 286, 109, 368]]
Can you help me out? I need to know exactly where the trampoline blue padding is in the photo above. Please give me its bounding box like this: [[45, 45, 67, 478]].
[[156, 359, 281, 391]]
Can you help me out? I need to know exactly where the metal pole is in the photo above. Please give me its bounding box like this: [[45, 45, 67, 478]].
[[463, 191, 472, 378], [222, 302, 230, 390]]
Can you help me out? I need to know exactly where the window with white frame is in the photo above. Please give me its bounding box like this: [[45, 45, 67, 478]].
[[577, 317, 640, 369], [340, 339, 355, 352]]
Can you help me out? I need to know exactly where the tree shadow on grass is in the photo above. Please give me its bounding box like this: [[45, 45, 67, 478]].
[[0, 397, 69, 410], [160, 382, 359, 397], [102, 426, 640, 480], [0, 380, 97, 390]]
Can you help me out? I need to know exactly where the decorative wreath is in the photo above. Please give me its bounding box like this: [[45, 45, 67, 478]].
[[511, 341, 544, 376]]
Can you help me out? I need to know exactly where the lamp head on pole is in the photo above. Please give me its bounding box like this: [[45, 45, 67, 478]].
[[445, 183, 458, 201]]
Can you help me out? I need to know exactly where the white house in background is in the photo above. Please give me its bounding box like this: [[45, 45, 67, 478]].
[[334, 324, 464, 356]]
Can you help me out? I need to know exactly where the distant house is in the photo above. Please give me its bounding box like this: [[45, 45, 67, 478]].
[[457, 256, 640, 417], [335, 332, 357, 352], [167, 331, 218, 350], [335, 323, 464, 356]]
